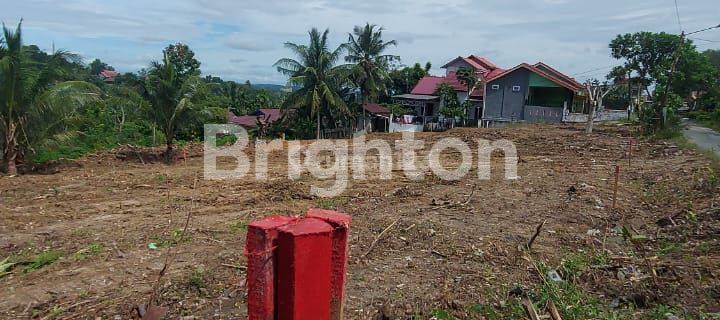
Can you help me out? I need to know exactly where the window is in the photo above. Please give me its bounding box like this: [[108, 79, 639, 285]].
[[491, 84, 500, 90], [512, 85, 521, 92]]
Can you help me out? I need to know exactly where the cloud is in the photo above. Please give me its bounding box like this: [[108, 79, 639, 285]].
[[2, 0, 718, 84], [224, 34, 274, 51]]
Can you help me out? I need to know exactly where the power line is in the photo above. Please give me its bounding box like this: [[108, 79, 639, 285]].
[[571, 65, 616, 76], [691, 37, 720, 43], [674, 0, 683, 33], [686, 23, 720, 36]]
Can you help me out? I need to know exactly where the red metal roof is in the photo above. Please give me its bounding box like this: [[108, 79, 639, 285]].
[[467, 55, 498, 70], [228, 112, 259, 128], [411, 72, 483, 97], [362, 103, 390, 115], [257, 108, 283, 123], [99, 69, 119, 78], [228, 108, 286, 128]]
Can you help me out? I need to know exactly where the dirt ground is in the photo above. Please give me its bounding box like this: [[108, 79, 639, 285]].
[[1, 124, 719, 319]]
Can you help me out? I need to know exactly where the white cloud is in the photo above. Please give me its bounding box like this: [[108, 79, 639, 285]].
[[2, 0, 718, 84]]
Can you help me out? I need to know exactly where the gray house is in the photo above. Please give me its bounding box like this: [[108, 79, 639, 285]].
[[482, 63, 583, 126], [392, 56, 585, 129]]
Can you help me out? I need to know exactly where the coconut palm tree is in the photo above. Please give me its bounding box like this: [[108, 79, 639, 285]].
[[274, 28, 349, 139], [138, 53, 198, 162], [345, 23, 399, 125], [0, 21, 99, 175]]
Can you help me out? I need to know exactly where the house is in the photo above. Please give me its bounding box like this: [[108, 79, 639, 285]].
[[392, 55, 584, 128], [99, 69, 119, 83], [362, 103, 391, 132], [228, 108, 285, 129], [482, 62, 583, 126]]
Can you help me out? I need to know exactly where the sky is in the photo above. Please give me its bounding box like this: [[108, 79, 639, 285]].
[[2, 0, 719, 84]]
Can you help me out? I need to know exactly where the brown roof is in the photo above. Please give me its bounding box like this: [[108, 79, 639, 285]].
[[485, 63, 582, 92], [532, 62, 583, 89], [228, 112, 259, 128], [362, 103, 390, 115]]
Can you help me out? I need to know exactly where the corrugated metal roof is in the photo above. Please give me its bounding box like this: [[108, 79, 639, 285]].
[[393, 94, 439, 100]]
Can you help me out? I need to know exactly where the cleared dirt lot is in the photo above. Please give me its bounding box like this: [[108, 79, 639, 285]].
[[1, 124, 719, 319]]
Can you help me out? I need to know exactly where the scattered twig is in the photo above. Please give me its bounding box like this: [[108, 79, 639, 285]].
[[221, 263, 247, 270], [521, 297, 541, 320], [434, 184, 477, 209], [430, 250, 448, 258], [363, 217, 401, 257], [612, 164, 620, 209], [526, 219, 547, 250], [547, 300, 563, 320], [144, 177, 198, 316]]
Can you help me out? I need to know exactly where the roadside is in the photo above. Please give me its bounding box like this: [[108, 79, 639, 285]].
[[682, 119, 720, 158]]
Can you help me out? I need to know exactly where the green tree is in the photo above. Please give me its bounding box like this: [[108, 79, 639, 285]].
[[455, 67, 477, 119], [435, 83, 462, 118], [163, 43, 201, 80], [609, 32, 717, 130], [0, 21, 99, 175], [274, 28, 349, 139], [88, 58, 113, 75], [388, 62, 431, 95], [138, 53, 196, 162], [345, 23, 398, 120], [609, 32, 681, 97]]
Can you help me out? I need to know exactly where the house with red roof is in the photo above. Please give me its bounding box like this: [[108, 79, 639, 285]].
[[393, 55, 583, 127], [99, 69, 119, 83], [228, 108, 287, 129]]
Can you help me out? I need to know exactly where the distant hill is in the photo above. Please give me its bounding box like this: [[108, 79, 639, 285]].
[[251, 83, 287, 92]]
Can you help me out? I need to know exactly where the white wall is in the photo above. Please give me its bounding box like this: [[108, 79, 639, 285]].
[[563, 109, 628, 123], [389, 123, 424, 132]]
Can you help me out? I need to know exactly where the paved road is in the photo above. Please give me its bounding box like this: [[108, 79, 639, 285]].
[[683, 120, 720, 157]]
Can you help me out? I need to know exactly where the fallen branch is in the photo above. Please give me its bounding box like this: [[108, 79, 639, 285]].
[[547, 300, 563, 320], [521, 297, 540, 320], [526, 219, 547, 250], [221, 263, 247, 270], [363, 217, 401, 258]]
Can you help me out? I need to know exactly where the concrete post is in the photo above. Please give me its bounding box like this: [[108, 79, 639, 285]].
[[245, 215, 294, 320], [276, 218, 334, 320], [306, 209, 351, 320]]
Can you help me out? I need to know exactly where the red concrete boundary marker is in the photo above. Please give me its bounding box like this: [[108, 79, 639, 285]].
[[245, 209, 351, 320], [245, 215, 294, 320], [307, 209, 351, 320]]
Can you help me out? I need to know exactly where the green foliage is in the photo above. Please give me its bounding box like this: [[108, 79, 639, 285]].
[[74, 243, 103, 261], [0, 257, 16, 278], [163, 43, 201, 80], [188, 268, 206, 290], [609, 32, 720, 132], [388, 62, 431, 96], [274, 28, 349, 139], [385, 103, 410, 116], [88, 58, 113, 75], [435, 83, 463, 118], [229, 220, 248, 233], [345, 23, 398, 106], [31, 84, 157, 163], [24, 250, 63, 273], [688, 109, 720, 131], [0, 21, 100, 174]]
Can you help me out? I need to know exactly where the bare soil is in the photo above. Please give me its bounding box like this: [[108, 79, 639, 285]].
[[1, 124, 718, 319]]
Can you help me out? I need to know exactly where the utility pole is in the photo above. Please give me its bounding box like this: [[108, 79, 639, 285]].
[[658, 23, 720, 127], [658, 31, 685, 116], [627, 70, 632, 120]]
